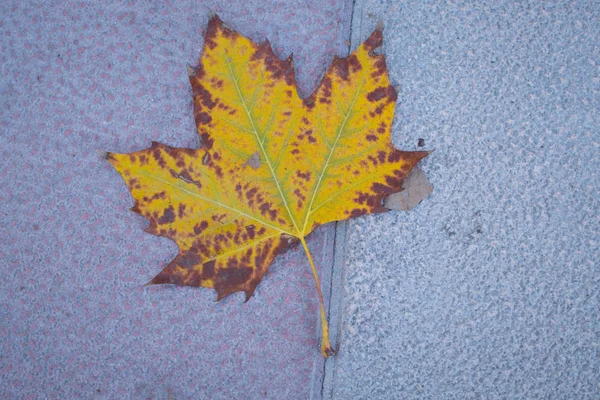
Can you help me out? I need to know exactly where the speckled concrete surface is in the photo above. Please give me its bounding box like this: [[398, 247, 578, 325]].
[[3, 1, 600, 399], [0, 1, 352, 398], [325, 1, 600, 399]]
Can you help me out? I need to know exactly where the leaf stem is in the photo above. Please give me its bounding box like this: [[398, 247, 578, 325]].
[[299, 236, 335, 357]]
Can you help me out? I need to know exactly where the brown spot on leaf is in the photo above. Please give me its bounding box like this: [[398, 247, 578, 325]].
[[246, 187, 258, 205], [192, 238, 211, 257], [321, 76, 332, 98], [259, 202, 277, 221], [192, 82, 218, 110], [157, 206, 176, 225], [296, 170, 311, 181], [193, 221, 209, 235], [349, 208, 366, 218], [202, 259, 216, 278], [372, 57, 386, 79], [366, 134, 377, 142], [240, 248, 253, 265], [235, 183, 243, 199], [200, 131, 214, 150], [151, 146, 167, 168], [178, 203, 186, 218], [385, 175, 402, 188], [196, 112, 212, 125], [214, 266, 253, 297], [367, 85, 396, 103], [148, 191, 166, 201], [370, 104, 385, 117], [255, 192, 264, 204], [304, 97, 315, 110], [387, 150, 402, 163], [293, 188, 306, 208], [128, 177, 139, 189], [245, 225, 256, 239], [334, 56, 350, 80], [372, 182, 394, 196], [253, 244, 269, 271], [176, 251, 201, 269], [233, 230, 241, 245], [212, 213, 226, 223], [348, 54, 362, 73], [354, 191, 378, 207]]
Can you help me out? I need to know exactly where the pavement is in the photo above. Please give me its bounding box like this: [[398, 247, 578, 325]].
[[1, 1, 598, 399]]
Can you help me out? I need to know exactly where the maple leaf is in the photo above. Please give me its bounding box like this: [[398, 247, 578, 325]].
[[106, 15, 428, 357]]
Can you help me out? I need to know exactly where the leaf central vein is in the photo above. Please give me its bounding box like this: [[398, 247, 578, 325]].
[[140, 170, 289, 236], [224, 52, 301, 236], [302, 75, 366, 233]]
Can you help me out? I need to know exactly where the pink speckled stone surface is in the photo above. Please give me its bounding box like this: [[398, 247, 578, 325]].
[[0, 1, 351, 398]]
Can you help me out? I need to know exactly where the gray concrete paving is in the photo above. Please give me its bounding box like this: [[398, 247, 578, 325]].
[[323, 1, 600, 399], [2, 0, 599, 399]]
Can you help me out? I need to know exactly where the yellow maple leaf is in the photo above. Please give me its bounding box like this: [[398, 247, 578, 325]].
[[106, 15, 428, 357]]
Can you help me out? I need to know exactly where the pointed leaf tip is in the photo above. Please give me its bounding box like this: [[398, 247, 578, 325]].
[[363, 28, 383, 53], [101, 150, 116, 161], [243, 289, 255, 303]]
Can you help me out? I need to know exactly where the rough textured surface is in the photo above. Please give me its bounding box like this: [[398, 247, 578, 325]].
[[328, 1, 600, 399], [0, 1, 351, 398], [3, 1, 599, 399]]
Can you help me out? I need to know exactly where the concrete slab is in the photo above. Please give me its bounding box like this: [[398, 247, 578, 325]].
[[0, 1, 352, 398], [325, 1, 600, 399]]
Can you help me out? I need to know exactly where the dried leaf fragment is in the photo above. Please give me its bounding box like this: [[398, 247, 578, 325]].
[[384, 166, 432, 211], [106, 15, 429, 357]]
